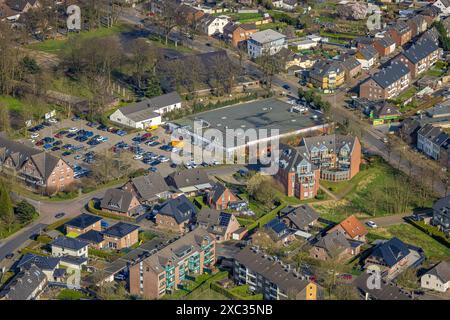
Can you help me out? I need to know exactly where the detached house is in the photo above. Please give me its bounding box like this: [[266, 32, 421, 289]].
[[65, 213, 102, 236], [155, 195, 198, 233], [102, 222, 139, 250], [207, 183, 238, 210], [395, 37, 441, 78], [432, 196, 450, 235], [359, 61, 411, 100], [51, 236, 89, 259], [309, 231, 362, 261], [278, 205, 319, 233], [199, 14, 230, 36], [421, 260, 450, 292], [0, 264, 47, 300], [273, 0, 298, 11], [100, 188, 142, 217], [223, 22, 257, 47], [364, 237, 411, 278], [247, 29, 287, 58], [196, 208, 241, 242], [329, 215, 367, 242], [339, 55, 362, 80]]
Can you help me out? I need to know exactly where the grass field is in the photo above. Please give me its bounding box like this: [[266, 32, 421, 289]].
[[315, 157, 435, 222], [367, 224, 450, 263], [28, 24, 132, 54]]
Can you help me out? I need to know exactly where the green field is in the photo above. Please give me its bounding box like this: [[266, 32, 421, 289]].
[[28, 24, 132, 54], [367, 224, 450, 263], [315, 157, 435, 222]]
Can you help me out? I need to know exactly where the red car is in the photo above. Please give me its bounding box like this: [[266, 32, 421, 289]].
[[54, 133, 63, 138], [142, 133, 152, 139], [35, 140, 44, 146]]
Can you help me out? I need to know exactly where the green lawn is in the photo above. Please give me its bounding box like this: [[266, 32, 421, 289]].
[[186, 288, 229, 300], [28, 24, 132, 54], [0, 96, 25, 112], [57, 289, 88, 300], [314, 157, 435, 223], [367, 224, 450, 263]]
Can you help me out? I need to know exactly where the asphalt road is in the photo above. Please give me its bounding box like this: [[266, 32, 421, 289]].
[[0, 223, 47, 262]]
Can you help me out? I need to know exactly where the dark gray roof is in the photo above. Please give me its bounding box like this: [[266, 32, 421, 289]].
[[0, 264, 47, 300], [65, 214, 102, 230], [418, 124, 449, 147], [310, 59, 344, 78], [234, 247, 313, 294], [302, 134, 357, 156], [101, 189, 135, 213], [426, 261, 450, 283], [281, 205, 319, 230], [402, 37, 439, 64], [60, 255, 88, 266], [167, 169, 211, 189], [358, 45, 378, 60], [197, 208, 233, 236], [157, 194, 198, 224], [209, 182, 228, 204], [368, 237, 410, 268], [0, 135, 63, 180], [77, 229, 104, 244], [103, 222, 139, 238], [128, 172, 169, 201], [375, 35, 395, 48], [433, 195, 450, 220], [390, 21, 411, 35], [16, 253, 60, 271], [373, 102, 401, 118], [340, 55, 361, 71], [51, 236, 89, 251], [314, 231, 351, 257], [120, 92, 181, 116], [356, 273, 412, 300], [370, 61, 410, 89]]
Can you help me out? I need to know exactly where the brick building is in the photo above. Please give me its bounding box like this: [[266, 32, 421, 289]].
[[0, 134, 74, 195]]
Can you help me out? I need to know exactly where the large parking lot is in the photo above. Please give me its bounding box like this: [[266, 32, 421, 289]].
[[25, 118, 177, 177]]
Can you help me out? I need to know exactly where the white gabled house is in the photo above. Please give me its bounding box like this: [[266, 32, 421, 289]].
[[109, 92, 182, 129], [433, 0, 450, 16], [200, 14, 230, 36]]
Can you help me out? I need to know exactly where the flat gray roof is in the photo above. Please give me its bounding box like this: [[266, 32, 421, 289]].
[[174, 98, 325, 140]]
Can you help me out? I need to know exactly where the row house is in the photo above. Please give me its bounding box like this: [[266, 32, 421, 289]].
[[417, 123, 449, 161], [233, 246, 320, 300], [359, 61, 411, 100], [388, 21, 412, 47], [223, 22, 258, 47], [406, 15, 428, 38], [339, 55, 362, 80], [0, 134, 74, 195], [129, 228, 215, 300], [373, 36, 396, 57], [395, 36, 441, 78]]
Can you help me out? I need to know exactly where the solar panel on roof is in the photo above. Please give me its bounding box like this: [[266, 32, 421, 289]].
[[219, 213, 231, 226]]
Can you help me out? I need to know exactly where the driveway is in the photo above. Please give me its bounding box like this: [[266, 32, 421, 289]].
[[362, 213, 409, 228]]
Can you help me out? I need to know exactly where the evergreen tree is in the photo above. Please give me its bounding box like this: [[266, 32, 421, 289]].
[[14, 200, 37, 224], [145, 75, 162, 98]]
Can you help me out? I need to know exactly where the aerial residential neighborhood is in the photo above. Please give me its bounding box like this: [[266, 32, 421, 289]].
[[0, 0, 449, 306]]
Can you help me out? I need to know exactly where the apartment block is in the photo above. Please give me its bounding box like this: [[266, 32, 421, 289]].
[[129, 228, 215, 299]]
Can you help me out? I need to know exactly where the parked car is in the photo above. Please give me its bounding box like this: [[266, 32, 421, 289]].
[[116, 130, 127, 136], [30, 132, 40, 139], [48, 118, 58, 124], [68, 127, 79, 133], [366, 220, 378, 228], [54, 212, 66, 219]]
